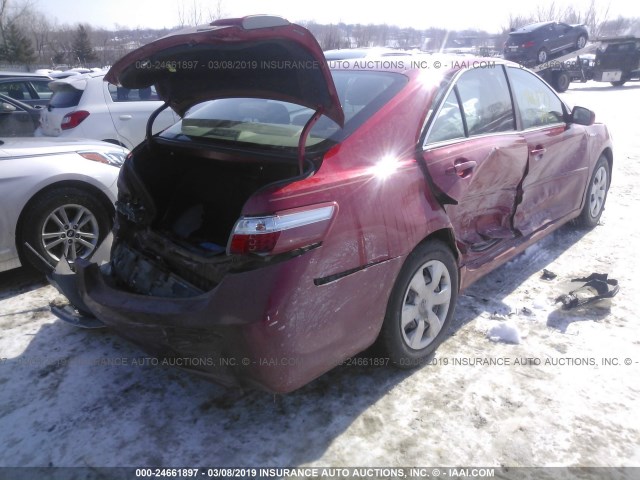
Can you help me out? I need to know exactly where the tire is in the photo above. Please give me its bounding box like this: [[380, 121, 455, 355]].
[[576, 155, 610, 228], [20, 186, 111, 273], [554, 71, 571, 93], [537, 48, 548, 64], [610, 80, 626, 87], [379, 240, 458, 368], [576, 35, 587, 50]]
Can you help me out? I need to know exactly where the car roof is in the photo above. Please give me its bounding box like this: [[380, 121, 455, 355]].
[[0, 75, 52, 82], [0, 71, 51, 79], [510, 22, 554, 33]]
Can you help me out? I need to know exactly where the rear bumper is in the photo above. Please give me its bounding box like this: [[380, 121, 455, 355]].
[[67, 251, 402, 393]]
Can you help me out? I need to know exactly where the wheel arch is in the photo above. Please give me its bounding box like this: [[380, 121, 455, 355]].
[[417, 228, 459, 262], [600, 147, 613, 184], [15, 180, 115, 261]]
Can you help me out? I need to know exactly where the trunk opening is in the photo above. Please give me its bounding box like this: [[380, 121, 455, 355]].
[[112, 143, 313, 296]]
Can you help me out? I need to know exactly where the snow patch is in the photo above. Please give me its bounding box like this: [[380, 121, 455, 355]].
[[487, 320, 522, 344]]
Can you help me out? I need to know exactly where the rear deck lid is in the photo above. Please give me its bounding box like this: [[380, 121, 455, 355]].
[[105, 15, 344, 126]]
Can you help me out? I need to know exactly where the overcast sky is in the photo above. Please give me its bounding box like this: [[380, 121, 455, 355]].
[[34, 0, 638, 32]]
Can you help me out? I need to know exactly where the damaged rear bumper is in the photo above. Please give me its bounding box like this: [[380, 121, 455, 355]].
[[48, 234, 402, 392], [68, 257, 283, 390]]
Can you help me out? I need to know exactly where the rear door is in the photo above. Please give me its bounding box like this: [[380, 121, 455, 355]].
[[421, 66, 528, 262], [507, 67, 589, 236], [103, 83, 177, 148]]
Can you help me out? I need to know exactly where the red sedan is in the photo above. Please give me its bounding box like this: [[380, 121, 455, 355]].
[[51, 16, 613, 393]]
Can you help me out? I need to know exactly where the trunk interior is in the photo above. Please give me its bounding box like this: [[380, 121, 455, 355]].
[[112, 143, 308, 296]]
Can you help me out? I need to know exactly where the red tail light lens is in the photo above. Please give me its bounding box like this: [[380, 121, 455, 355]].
[[61, 110, 90, 130], [522, 41, 535, 48], [229, 204, 337, 255]]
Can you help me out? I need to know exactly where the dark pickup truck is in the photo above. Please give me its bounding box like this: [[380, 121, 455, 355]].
[[593, 36, 640, 86]]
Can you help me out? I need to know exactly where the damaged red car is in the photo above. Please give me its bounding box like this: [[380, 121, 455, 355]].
[[50, 15, 613, 393]]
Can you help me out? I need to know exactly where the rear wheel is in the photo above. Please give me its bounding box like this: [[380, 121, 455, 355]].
[[576, 35, 587, 49], [554, 71, 571, 92], [379, 240, 458, 368], [537, 48, 548, 64], [20, 187, 111, 273], [576, 155, 610, 228]]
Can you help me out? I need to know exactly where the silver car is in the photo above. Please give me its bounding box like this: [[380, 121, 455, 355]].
[[0, 138, 127, 273]]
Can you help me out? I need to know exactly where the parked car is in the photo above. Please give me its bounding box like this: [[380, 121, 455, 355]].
[[0, 93, 42, 136], [38, 71, 178, 150], [0, 75, 53, 107], [51, 16, 612, 393], [504, 21, 589, 65], [0, 138, 127, 273], [593, 36, 640, 86]]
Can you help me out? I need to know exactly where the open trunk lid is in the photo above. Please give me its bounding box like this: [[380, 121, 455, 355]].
[[104, 15, 344, 126]]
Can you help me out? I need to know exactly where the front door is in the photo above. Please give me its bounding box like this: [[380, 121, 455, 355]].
[[506, 67, 589, 236]]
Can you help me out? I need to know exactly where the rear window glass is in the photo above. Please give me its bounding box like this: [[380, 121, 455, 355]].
[[107, 84, 161, 102], [49, 89, 82, 108], [159, 70, 407, 150], [602, 42, 637, 53]]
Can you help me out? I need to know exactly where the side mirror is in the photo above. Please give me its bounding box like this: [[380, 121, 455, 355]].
[[570, 106, 595, 126], [0, 102, 17, 113]]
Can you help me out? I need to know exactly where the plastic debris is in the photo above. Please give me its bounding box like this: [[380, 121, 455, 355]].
[[555, 273, 619, 310]]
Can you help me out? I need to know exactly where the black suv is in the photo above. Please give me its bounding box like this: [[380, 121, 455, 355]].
[[504, 21, 589, 66], [593, 36, 640, 87]]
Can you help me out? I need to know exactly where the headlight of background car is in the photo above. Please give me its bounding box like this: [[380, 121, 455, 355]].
[[78, 150, 129, 167]]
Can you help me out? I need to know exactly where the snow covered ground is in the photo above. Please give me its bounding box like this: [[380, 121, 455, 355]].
[[1, 82, 639, 475]]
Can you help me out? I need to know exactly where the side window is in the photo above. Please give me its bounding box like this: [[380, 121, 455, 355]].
[[455, 67, 515, 136], [426, 90, 465, 144], [30, 81, 53, 100], [0, 81, 29, 101], [108, 84, 158, 102], [508, 67, 565, 129]]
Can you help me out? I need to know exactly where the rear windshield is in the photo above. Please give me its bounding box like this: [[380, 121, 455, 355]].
[[49, 88, 82, 108], [600, 42, 638, 53], [159, 70, 407, 151]]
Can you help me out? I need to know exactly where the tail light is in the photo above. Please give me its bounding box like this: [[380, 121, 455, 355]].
[[522, 41, 535, 48], [229, 203, 337, 256], [61, 110, 90, 130]]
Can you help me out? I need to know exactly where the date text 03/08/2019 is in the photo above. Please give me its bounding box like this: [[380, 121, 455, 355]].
[[134, 467, 497, 478]]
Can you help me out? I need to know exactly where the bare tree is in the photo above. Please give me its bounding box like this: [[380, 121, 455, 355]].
[[22, 9, 50, 60], [0, 0, 34, 43]]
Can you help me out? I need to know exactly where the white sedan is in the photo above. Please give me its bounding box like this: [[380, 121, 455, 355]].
[[0, 137, 127, 273]]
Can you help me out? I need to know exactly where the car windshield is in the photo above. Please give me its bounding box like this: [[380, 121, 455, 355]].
[[159, 70, 407, 151]]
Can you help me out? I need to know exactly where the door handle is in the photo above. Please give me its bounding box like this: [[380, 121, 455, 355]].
[[119, 115, 132, 120], [530, 146, 546, 159], [446, 160, 477, 177]]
